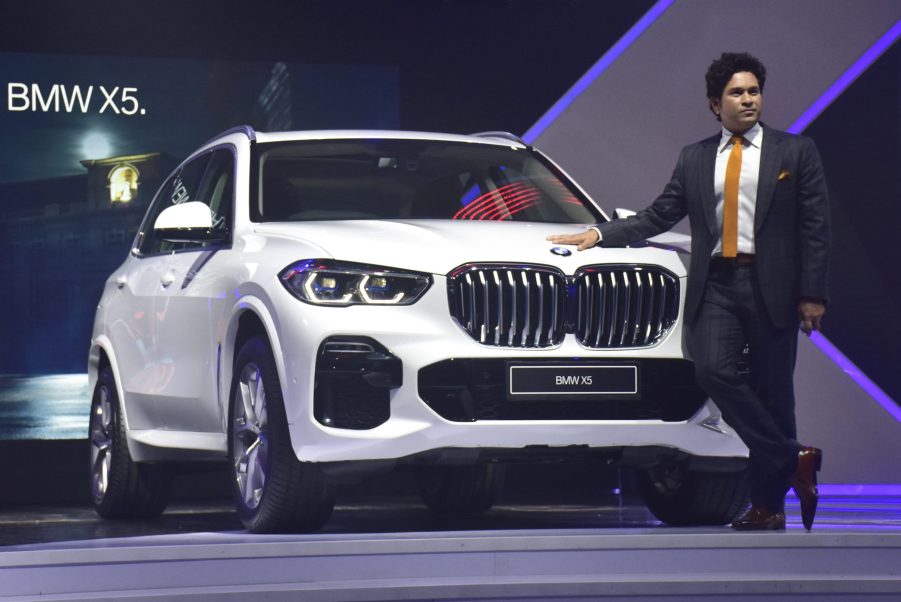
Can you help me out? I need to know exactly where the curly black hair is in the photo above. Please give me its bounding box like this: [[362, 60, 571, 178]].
[[705, 52, 766, 118]]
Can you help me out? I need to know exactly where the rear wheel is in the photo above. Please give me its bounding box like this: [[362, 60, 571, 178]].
[[415, 464, 505, 514], [89, 366, 172, 518], [229, 336, 335, 532], [637, 463, 748, 526]]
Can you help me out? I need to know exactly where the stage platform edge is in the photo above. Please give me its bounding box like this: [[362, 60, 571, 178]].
[[3, 526, 901, 601]]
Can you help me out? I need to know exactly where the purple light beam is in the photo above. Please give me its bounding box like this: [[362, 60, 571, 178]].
[[788, 19, 901, 134], [787, 18, 901, 425], [808, 332, 901, 424], [789, 483, 901, 497], [522, 0, 675, 144]]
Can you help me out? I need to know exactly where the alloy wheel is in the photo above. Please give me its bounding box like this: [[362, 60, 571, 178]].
[[233, 362, 270, 510], [89, 383, 113, 500]]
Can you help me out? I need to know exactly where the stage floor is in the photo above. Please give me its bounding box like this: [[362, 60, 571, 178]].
[[2, 493, 901, 601], [2, 492, 901, 547]]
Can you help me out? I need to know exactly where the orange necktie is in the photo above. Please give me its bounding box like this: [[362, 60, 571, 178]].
[[722, 135, 742, 258]]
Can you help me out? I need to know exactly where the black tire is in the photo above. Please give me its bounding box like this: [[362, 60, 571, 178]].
[[637, 463, 749, 526], [89, 367, 172, 518], [228, 336, 335, 533], [415, 464, 505, 514]]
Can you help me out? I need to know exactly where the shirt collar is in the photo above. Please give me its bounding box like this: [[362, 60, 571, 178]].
[[719, 122, 763, 152]]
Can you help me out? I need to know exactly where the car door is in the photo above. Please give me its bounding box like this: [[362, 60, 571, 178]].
[[106, 153, 210, 430], [102, 252, 168, 431], [152, 147, 235, 433]]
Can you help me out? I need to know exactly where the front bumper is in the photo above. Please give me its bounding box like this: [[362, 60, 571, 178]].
[[271, 277, 749, 463]]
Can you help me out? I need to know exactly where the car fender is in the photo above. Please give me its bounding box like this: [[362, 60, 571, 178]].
[[220, 294, 290, 434], [88, 335, 147, 459]]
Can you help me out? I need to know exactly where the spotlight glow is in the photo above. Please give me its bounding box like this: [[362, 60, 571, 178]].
[[81, 132, 112, 159]]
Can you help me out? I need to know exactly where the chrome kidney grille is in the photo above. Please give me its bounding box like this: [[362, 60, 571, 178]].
[[447, 265, 565, 348], [447, 264, 679, 349], [575, 266, 679, 348]]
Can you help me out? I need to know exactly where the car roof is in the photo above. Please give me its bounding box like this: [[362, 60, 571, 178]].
[[209, 127, 528, 150]]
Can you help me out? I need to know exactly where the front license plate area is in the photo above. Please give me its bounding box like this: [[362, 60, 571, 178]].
[[507, 362, 639, 401]]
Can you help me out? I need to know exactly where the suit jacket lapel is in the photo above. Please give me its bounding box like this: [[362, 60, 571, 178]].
[[699, 137, 719, 237], [755, 125, 783, 233]]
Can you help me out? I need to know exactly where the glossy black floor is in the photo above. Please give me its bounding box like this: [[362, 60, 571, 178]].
[[0, 496, 657, 547], [0, 462, 652, 546]]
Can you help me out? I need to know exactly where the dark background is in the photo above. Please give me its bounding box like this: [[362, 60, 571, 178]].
[[0, 0, 898, 424], [0, 0, 655, 135]]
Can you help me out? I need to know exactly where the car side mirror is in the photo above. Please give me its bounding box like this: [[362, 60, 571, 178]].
[[154, 201, 226, 243], [613, 208, 636, 219]]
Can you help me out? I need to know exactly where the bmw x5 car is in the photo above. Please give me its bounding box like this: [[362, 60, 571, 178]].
[[88, 127, 749, 532]]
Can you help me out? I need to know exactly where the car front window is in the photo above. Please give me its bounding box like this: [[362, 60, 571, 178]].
[[252, 139, 603, 224]]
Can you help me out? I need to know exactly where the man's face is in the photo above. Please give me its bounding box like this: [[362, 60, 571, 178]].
[[710, 71, 762, 134]]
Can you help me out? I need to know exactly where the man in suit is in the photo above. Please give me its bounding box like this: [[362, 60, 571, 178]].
[[548, 52, 830, 531]]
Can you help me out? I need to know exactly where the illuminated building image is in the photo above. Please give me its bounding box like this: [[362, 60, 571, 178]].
[[0, 152, 175, 375], [108, 163, 140, 203]]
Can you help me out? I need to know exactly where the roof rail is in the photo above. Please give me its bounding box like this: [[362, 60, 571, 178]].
[[203, 125, 257, 146], [469, 131, 528, 146]]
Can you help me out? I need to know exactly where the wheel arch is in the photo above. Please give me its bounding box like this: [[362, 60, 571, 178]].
[[88, 336, 127, 426], [88, 338, 110, 392], [220, 297, 289, 433], [88, 336, 148, 460]]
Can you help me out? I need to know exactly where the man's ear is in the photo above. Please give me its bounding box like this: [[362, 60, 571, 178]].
[[708, 97, 721, 120]]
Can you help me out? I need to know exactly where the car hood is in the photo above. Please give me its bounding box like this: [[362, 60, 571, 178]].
[[252, 219, 687, 277]]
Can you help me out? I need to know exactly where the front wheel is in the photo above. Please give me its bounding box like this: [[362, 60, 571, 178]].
[[228, 336, 335, 532], [637, 463, 749, 526], [89, 366, 172, 518]]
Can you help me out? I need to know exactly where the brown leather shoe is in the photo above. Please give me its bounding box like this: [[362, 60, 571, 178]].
[[731, 506, 786, 531], [792, 446, 823, 531]]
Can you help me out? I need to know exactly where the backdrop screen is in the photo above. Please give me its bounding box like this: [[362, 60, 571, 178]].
[[0, 52, 399, 439]]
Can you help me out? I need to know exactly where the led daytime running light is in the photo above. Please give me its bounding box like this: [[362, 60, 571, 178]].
[[303, 272, 353, 304], [359, 274, 405, 304]]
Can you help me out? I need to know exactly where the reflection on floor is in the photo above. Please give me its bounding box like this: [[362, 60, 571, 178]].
[[2, 493, 901, 547]]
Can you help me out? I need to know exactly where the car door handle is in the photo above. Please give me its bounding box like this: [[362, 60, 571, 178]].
[[160, 272, 176, 288], [115, 275, 128, 289]]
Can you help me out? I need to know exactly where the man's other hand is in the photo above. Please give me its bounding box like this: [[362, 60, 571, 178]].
[[798, 301, 826, 335], [546, 229, 599, 251]]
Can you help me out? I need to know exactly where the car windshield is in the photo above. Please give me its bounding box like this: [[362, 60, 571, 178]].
[[252, 139, 604, 223]]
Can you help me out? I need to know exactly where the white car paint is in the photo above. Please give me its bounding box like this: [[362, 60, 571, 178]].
[[90, 128, 748, 468]]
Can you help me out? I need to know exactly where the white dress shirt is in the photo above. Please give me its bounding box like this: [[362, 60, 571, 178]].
[[590, 123, 763, 250], [712, 122, 762, 256]]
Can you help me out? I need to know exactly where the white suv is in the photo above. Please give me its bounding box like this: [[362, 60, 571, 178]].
[[88, 127, 749, 532]]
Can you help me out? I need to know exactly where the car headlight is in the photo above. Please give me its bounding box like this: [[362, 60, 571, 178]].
[[280, 259, 432, 306]]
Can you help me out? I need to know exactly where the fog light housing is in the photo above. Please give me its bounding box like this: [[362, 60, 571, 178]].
[[314, 336, 402, 429]]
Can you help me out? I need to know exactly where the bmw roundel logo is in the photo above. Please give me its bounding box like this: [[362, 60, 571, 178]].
[[550, 246, 572, 257]]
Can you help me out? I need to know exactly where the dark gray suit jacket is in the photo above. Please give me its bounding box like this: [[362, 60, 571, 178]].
[[596, 125, 830, 329]]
